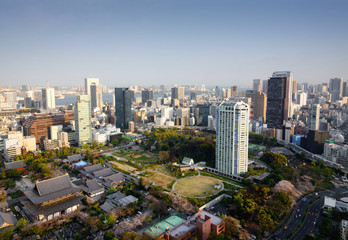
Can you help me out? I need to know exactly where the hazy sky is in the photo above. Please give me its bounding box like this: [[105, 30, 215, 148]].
[[1, 0, 348, 88]]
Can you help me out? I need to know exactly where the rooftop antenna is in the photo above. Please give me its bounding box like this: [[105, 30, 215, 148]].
[[46, 80, 49, 89]]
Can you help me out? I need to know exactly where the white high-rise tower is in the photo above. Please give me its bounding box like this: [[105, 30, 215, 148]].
[[42, 87, 55, 110], [216, 101, 249, 175]]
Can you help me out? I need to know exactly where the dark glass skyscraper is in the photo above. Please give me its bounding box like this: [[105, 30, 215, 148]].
[[141, 89, 153, 104], [266, 72, 292, 129], [115, 88, 132, 130]]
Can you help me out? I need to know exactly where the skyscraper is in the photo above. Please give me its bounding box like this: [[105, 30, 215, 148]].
[[216, 101, 249, 175], [253, 79, 262, 92], [309, 104, 320, 130], [42, 88, 55, 109], [90, 84, 103, 110], [329, 78, 343, 102], [171, 87, 184, 100], [252, 92, 267, 121], [266, 71, 293, 129], [231, 86, 238, 97], [142, 89, 154, 104], [75, 95, 92, 146], [115, 88, 132, 130], [262, 80, 268, 94], [85, 78, 99, 96]]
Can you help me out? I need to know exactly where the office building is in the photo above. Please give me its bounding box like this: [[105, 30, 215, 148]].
[[115, 88, 132, 130], [75, 95, 92, 146], [262, 80, 268, 94], [301, 130, 329, 154], [329, 78, 344, 102], [22, 111, 74, 144], [296, 92, 307, 107], [309, 104, 320, 130], [216, 101, 249, 175], [90, 84, 103, 110], [252, 92, 267, 121], [85, 78, 99, 96], [231, 86, 238, 97], [42, 88, 55, 109], [171, 87, 184, 100], [193, 105, 210, 126], [142, 89, 154, 104], [253, 79, 262, 92], [266, 71, 293, 129]]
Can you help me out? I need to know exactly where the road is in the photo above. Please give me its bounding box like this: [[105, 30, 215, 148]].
[[271, 187, 348, 240]]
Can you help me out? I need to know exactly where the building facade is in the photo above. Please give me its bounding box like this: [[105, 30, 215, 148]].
[[309, 104, 320, 130], [252, 92, 267, 121], [115, 88, 132, 130], [266, 71, 293, 129], [216, 101, 249, 175], [75, 95, 92, 146], [42, 88, 55, 109]]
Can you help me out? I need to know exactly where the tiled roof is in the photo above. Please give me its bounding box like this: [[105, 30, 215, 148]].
[[24, 174, 80, 204], [84, 164, 104, 173], [0, 212, 17, 227], [93, 168, 114, 178], [4, 160, 26, 170], [86, 179, 104, 193]]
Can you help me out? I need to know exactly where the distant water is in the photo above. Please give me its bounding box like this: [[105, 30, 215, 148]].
[[56, 93, 164, 107]]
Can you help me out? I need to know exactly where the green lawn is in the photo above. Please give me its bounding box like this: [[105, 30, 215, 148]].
[[174, 176, 222, 198]]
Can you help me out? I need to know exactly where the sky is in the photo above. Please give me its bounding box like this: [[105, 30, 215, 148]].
[[0, 0, 348, 88]]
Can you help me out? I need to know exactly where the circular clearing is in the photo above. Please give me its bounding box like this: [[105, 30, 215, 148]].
[[173, 176, 223, 198]]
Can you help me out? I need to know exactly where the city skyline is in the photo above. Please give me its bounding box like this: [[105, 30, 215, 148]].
[[1, 0, 348, 87]]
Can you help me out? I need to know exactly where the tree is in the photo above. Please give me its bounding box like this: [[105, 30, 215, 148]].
[[111, 139, 119, 146], [104, 231, 116, 240], [106, 214, 117, 226], [274, 191, 292, 210], [257, 207, 274, 231], [0, 227, 14, 240], [159, 151, 170, 162], [16, 218, 29, 229], [0, 167, 6, 179]]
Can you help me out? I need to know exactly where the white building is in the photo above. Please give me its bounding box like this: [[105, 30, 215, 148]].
[[216, 101, 249, 175], [4, 138, 22, 161], [85, 78, 99, 96], [296, 92, 307, 106], [42, 88, 55, 109]]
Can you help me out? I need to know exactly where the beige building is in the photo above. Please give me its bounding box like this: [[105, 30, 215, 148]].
[[129, 121, 135, 132], [252, 92, 267, 121], [22, 136, 36, 152], [231, 86, 238, 97]]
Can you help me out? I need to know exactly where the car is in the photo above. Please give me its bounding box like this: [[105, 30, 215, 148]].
[[284, 226, 287, 230]]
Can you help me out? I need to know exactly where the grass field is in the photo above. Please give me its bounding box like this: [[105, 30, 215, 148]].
[[174, 176, 222, 198], [113, 150, 159, 162], [143, 171, 175, 189], [249, 143, 268, 151]]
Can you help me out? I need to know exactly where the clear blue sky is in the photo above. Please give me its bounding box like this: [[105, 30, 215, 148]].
[[0, 0, 347, 87]]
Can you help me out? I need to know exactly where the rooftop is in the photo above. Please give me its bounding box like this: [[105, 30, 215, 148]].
[[144, 215, 185, 239], [4, 160, 26, 170], [84, 164, 104, 174], [24, 174, 80, 204], [324, 196, 336, 208], [0, 211, 17, 227]]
